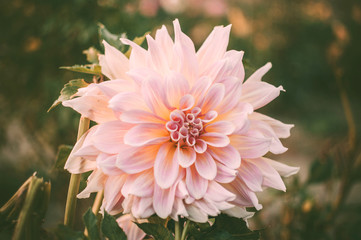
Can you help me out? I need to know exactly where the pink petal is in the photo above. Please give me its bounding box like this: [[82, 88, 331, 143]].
[[215, 161, 237, 183], [154, 142, 179, 189], [142, 77, 171, 119], [120, 38, 149, 69], [264, 157, 299, 177], [121, 110, 166, 124], [197, 25, 231, 75], [205, 121, 235, 135], [103, 175, 127, 213], [190, 76, 212, 103], [246, 62, 272, 83], [165, 71, 190, 108], [241, 81, 284, 110], [124, 123, 169, 147], [131, 197, 154, 219], [222, 207, 254, 219], [200, 83, 225, 113], [153, 183, 177, 219], [173, 19, 198, 84], [109, 92, 148, 113], [179, 94, 195, 111], [195, 152, 217, 180], [230, 134, 272, 159], [194, 199, 219, 216], [93, 121, 133, 154], [171, 198, 189, 221], [99, 40, 130, 80], [223, 50, 245, 81], [116, 145, 159, 174], [77, 169, 106, 198], [194, 139, 207, 153], [96, 153, 123, 176], [250, 158, 286, 191], [205, 181, 235, 202], [155, 25, 174, 64], [217, 102, 253, 133], [63, 95, 116, 123], [121, 170, 154, 197], [200, 132, 230, 147], [236, 161, 263, 192], [117, 214, 147, 240], [146, 35, 169, 73], [185, 204, 208, 223], [186, 165, 208, 199], [215, 77, 243, 114], [250, 112, 294, 138], [208, 145, 241, 169], [96, 79, 137, 98], [176, 144, 196, 168]]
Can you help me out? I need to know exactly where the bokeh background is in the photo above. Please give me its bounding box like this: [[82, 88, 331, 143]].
[[1, 0, 361, 239]]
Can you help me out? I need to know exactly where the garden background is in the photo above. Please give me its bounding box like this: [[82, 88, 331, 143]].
[[0, 0, 360, 239]]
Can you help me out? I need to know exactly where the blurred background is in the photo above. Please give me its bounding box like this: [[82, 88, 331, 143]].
[[0, 0, 360, 239]]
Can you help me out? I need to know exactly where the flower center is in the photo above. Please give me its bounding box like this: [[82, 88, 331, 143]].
[[166, 107, 203, 146]]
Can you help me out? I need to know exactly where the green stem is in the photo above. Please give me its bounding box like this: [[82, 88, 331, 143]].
[[64, 117, 90, 227], [175, 220, 181, 240], [181, 220, 190, 240]]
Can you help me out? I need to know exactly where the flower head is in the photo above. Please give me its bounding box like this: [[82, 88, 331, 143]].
[[64, 19, 298, 223]]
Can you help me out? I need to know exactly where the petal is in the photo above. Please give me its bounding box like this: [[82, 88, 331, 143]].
[[263, 157, 300, 177], [121, 110, 166, 124], [176, 144, 196, 168], [99, 40, 130, 80], [186, 165, 208, 199], [117, 214, 147, 240], [200, 83, 225, 113], [197, 25, 231, 75], [124, 123, 169, 147], [250, 112, 294, 138], [195, 152, 217, 180], [93, 121, 133, 154], [215, 161, 237, 183], [131, 197, 154, 219], [223, 207, 254, 220], [77, 169, 106, 198], [153, 183, 177, 219], [250, 158, 286, 191], [63, 95, 116, 123], [165, 71, 190, 108], [200, 132, 230, 147], [208, 144, 241, 169], [237, 161, 263, 192], [185, 204, 208, 223], [241, 81, 284, 110], [121, 170, 154, 197], [154, 142, 179, 189], [103, 175, 127, 213], [120, 38, 149, 69], [194, 139, 207, 154], [205, 121, 235, 135], [96, 153, 123, 176], [179, 94, 195, 111], [190, 76, 213, 104], [96, 79, 137, 98], [230, 134, 272, 159], [116, 145, 160, 174], [109, 92, 148, 113], [155, 25, 174, 63], [171, 198, 189, 221], [246, 62, 272, 83], [205, 181, 235, 202], [146, 34, 169, 74]]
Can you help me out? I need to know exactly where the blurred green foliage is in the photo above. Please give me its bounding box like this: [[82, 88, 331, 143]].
[[0, 0, 360, 239]]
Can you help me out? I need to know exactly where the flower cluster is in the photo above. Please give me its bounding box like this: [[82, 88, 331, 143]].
[[64, 19, 298, 226]]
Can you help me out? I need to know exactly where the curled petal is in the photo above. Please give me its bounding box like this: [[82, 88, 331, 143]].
[[77, 169, 106, 198], [117, 214, 147, 240], [194, 139, 207, 154], [179, 94, 195, 111]]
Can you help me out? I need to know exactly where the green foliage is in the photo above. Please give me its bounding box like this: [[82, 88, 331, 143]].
[[101, 212, 127, 240], [308, 157, 335, 184], [54, 145, 73, 170], [187, 215, 260, 240], [59, 64, 102, 75], [83, 208, 101, 240], [98, 23, 127, 51], [48, 79, 89, 112], [54, 224, 84, 240], [135, 222, 175, 240]]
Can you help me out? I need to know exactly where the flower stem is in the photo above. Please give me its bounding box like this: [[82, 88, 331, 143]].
[[64, 116, 90, 227], [181, 220, 190, 240], [175, 220, 181, 240]]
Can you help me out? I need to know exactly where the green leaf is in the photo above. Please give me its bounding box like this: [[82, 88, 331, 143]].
[[98, 23, 127, 51], [101, 212, 127, 240], [124, 32, 150, 58], [54, 224, 84, 240], [135, 222, 174, 240], [48, 79, 89, 112], [83, 47, 100, 64], [83, 208, 100, 240], [60, 64, 102, 75], [54, 145, 73, 170]]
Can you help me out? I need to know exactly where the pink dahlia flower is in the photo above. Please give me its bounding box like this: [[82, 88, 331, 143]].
[[63, 19, 298, 223]]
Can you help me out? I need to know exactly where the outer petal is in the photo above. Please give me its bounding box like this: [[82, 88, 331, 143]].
[[103, 175, 127, 213], [154, 142, 179, 189], [264, 157, 300, 177], [250, 112, 294, 138], [230, 134, 272, 159], [109, 92, 148, 113], [236, 161, 263, 192], [215, 161, 237, 183], [208, 145, 241, 169], [153, 183, 177, 219], [186, 165, 208, 199], [96, 79, 137, 98], [77, 169, 107, 198], [165, 71, 190, 108], [246, 62, 272, 83], [99, 40, 130, 80], [117, 214, 146, 240], [121, 170, 154, 197]]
